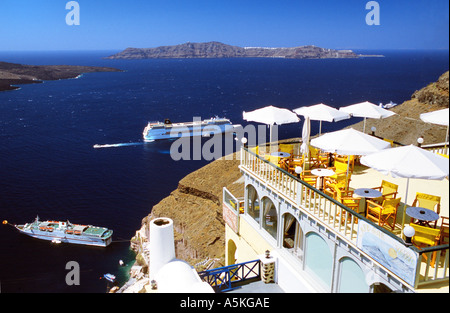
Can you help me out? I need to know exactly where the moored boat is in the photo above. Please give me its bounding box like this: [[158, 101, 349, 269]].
[[103, 273, 116, 282], [5, 216, 113, 247]]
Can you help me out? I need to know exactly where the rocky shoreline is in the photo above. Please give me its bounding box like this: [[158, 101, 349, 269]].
[[120, 70, 449, 293], [0, 61, 122, 92]]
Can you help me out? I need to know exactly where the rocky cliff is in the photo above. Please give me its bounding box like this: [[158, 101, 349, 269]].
[[131, 154, 244, 269], [106, 41, 359, 59], [0, 61, 122, 92], [348, 71, 449, 145]]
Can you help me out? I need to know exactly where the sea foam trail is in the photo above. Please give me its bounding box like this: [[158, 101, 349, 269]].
[[93, 142, 145, 149]]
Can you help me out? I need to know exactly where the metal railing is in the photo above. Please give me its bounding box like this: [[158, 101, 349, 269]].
[[240, 147, 449, 290], [198, 259, 261, 292]]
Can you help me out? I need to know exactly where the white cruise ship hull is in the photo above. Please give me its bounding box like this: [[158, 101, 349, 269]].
[[142, 117, 235, 141]]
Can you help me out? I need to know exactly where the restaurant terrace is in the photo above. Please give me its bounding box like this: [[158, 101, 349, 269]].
[[216, 132, 448, 293]]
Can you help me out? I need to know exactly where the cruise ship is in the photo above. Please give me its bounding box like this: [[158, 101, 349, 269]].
[[7, 216, 113, 247], [142, 117, 235, 141]]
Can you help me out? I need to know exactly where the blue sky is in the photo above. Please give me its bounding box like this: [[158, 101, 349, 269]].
[[0, 0, 448, 51]]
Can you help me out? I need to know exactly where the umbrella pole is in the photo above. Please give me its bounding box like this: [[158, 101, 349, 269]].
[[269, 124, 272, 143], [363, 117, 367, 133], [269, 125, 273, 153], [400, 178, 410, 238], [346, 156, 350, 189], [319, 120, 322, 136]]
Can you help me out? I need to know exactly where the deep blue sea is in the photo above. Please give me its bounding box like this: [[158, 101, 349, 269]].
[[0, 50, 448, 293]]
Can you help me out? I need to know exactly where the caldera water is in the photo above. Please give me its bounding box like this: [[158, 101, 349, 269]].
[[0, 50, 447, 292]]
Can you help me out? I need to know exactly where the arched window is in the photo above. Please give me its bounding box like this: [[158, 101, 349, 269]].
[[262, 197, 277, 239], [246, 185, 260, 223], [282, 213, 303, 259], [305, 232, 332, 289], [338, 257, 369, 293]]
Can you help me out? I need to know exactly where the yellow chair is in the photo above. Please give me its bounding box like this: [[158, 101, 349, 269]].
[[327, 184, 360, 213], [300, 170, 318, 188], [371, 180, 398, 203], [366, 198, 401, 231], [278, 144, 294, 154], [265, 155, 281, 166], [334, 154, 355, 172], [286, 154, 304, 175], [324, 173, 351, 194], [328, 161, 352, 190], [228, 199, 244, 214], [308, 146, 328, 168], [411, 192, 441, 227], [249, 145, 259, 155], [383, 138, 395, 147], [410, 223, 441, 267], [330, 160, 350, 176], [439, 216, 449, 245]]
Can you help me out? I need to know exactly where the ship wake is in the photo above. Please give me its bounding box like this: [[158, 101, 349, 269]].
[[93, 142, 146, 149]]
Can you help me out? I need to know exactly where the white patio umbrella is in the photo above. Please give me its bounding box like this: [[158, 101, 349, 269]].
[[311, 128, 392, 181], [294, 103, 350, 136], [360, 145, 449, 234], [243, 105, 300, 147], [310, 128, 392, 156], [339, 101, 396, 133], [420, 108, 449, 149], [300, 116, 311, 158], [420, 108, 449, 127]]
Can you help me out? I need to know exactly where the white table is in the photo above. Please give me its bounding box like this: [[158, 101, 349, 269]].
[[353, 188, 382, 215], [406, 207, 440, 227], [311, 168, 335, 191], [270, 152, 291, 158], [353, 188, 382, 199]]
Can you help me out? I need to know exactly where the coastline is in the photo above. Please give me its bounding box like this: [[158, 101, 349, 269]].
[[0, 61, 123, 92]]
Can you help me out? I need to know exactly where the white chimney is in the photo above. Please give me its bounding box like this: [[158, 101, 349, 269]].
[[149, 218, 176, 281]]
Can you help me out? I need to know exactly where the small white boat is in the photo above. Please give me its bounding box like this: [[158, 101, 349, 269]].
[[103, 273, 116, 283], [379, 101, 398, 109]]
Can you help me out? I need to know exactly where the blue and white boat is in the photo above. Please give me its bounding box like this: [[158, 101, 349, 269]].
[[103, 273, 116, 282], [10, 216, 113, 247], [142, 117, 236, 141]]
